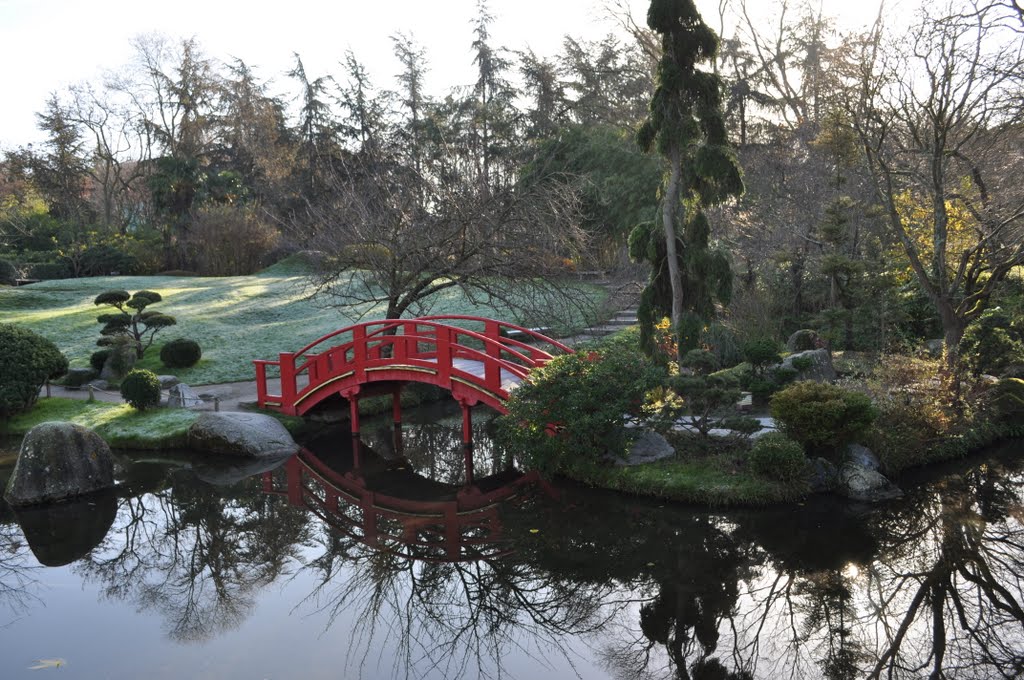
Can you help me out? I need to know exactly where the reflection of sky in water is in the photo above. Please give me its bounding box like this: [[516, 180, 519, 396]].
[[0, 423, 1022, 679]]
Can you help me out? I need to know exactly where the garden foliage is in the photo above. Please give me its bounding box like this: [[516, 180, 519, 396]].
[[160, 338, 202, 368], [770, 380, 876, 456], [496, 346, 663, 475], [0, 323, 68, 418], [748, 432, 807, 483], [120, 369, 162, 411]]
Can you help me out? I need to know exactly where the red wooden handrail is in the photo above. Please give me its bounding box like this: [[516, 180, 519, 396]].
[[254, 316, 573, 415]]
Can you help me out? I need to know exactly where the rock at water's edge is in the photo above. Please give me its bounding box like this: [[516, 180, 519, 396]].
[[837, 462, 903, 503], [187, 412, 299, 457], [4, 422, 115, 506]]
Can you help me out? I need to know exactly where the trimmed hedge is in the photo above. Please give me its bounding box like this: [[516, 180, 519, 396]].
[[0, 324, 68, 418], [160, 338, 202, 368]]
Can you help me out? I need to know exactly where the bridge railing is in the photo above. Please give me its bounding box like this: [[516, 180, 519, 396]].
[[255, 316, 572, 411]]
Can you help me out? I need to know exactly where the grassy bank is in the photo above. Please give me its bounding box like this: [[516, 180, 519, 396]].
[[565, 438, 809, 507], [0, 398, 305, 450], [0, 258, 605, 385]]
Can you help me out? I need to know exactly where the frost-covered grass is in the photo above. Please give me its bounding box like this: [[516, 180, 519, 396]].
[[0, 258, 605, 385]]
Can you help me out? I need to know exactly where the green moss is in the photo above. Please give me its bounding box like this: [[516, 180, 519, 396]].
[[0, 398, 306, 450]]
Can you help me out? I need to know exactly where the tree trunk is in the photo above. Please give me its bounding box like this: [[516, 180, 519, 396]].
[[663, 145, 685, 338]]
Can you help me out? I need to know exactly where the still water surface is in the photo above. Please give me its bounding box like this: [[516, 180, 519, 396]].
[[1, 406, 1022, 679]]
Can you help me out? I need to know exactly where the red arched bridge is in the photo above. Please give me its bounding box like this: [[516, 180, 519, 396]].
[[255, 315, 573, 448]]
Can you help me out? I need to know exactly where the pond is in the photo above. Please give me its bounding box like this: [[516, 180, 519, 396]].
[[1, 406, 1022, 679]]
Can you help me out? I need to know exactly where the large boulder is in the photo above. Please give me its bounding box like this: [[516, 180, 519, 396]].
[[616, 430, 675, 466], [837, 462, 903, 503], [187, 412, 299, 457], [781, 348, 837, 382], [845, 443, 881, 472], [4, 422, 115, 506], [168, 383, 203, 408], [786, 329, 823, 352]]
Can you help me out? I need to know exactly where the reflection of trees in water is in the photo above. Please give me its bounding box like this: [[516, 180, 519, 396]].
[[362, 411, 510, 485], [861, 463, 1024, 678], [74, 471, 310, 642], [295, 490, 626, 679], [0, 519, 41, 627]]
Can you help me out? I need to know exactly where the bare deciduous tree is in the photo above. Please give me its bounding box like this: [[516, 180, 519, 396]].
[[852, 0, 1024, 375]]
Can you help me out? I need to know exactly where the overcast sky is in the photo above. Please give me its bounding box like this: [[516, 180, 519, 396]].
[[0, 0, 891, 150]]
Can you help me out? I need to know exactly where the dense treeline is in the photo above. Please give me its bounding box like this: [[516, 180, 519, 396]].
[[1, 0, 1022, 356]]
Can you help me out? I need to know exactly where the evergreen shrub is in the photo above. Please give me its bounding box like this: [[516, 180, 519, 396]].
[[160, 338, 202, 368], [770, 381, 876, 456], [90, 349, 112, 371], [496, 347, 663, 474], [0, 324, 68, 418], [120, 369, 162, 411], [748, 432, 807, 483]]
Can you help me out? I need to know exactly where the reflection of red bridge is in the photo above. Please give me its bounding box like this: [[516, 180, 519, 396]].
[[262, 449, 542, 562], [255, 315, 573, 445]]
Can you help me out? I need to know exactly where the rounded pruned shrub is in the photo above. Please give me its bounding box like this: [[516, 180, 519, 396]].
[[770, 381, 876, 456], [160, 338, 202, 368], [0, 324, 68, 418], [120, 369, 162, 411], [90, 349, 112, 371], [495, 348, 664, 474], [748, 432, 807, 483]]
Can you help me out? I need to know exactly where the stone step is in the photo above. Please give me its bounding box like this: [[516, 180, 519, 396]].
[[582, 325, 628, 336]]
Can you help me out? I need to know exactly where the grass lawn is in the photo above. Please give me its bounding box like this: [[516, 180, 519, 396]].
[[565, 435, 810, 506], [0, 398, 305, 449], [0, 257, 606, 385]]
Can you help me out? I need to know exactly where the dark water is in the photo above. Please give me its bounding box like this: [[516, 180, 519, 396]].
[[1, 411, 1023, 680]]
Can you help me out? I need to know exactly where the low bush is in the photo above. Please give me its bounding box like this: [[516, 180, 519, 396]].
[[120, 369, 162, 411], [160, 338, 202, 368], [62, 368, 98, 388], [748, 432, 807, 483], [770, 381, 876, 457], [496, 347, 664, 474], [0, 323, 68, 418], [743, 338, 782, 376], [90, 349, 112, 371]]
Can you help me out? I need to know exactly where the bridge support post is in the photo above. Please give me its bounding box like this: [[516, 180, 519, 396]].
[[344, 389, 361, 437], [392, 386, 403, 425], [459, 400, 475, 486]]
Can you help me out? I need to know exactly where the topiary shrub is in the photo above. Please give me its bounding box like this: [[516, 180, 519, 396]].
[[90, 349, 112, 371], [0, 324, 68, 418], [495, 348, 664, 474], [770, 381, 877, 457], [160, 338, 202, 368], [120, 369, 162, 411], [742, 338, 782, 377], [94, 289, 176, 359], [748, 432, 807, 483], [0, 258, 17, 285]]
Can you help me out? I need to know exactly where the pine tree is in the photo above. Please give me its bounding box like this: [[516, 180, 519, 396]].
[[631, 0, 743, 357]]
